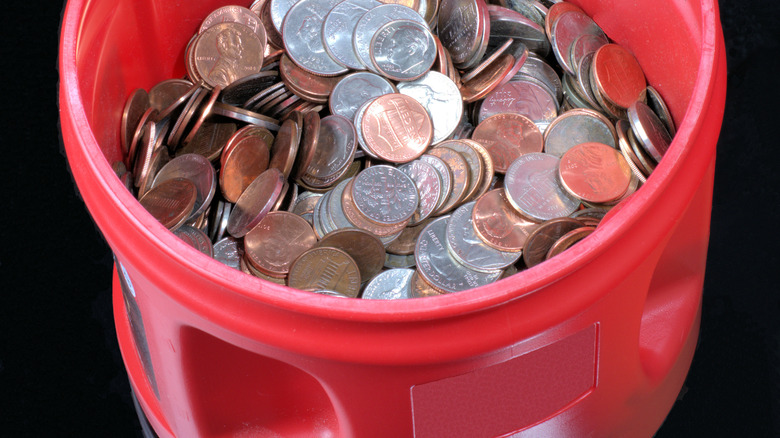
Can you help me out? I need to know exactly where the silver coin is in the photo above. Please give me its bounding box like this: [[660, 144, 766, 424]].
[[282, 0, 349, 76], [269, 0, 301, 34], [369, 19, 436, 81], [330, 72, 395, 120], [550, 10, 606, 76], [353, 97, 380, 159], [627, 100, 671, 163], [384, 252, 417, 268], [311, 189, 330, 238], [214, 202, 231, 242], [304, 115, 358, 181], [575, 52, 603, 110], [173, 225, 214, 257], [213, 236, 242, 270], [487, 5, 549, 57], [362, 268, 415, 299], [418, 154, 453, 213], [318, 190, 339, 232], [502, 0, 545, 27], [327, 177, 357, 230], [352, 165, 419, 225], [415, 216, 502, 293], [514, 53, 562, 103], [504, 152, 580, 221], [398, 160, 442, 225], [645, 85, 676, 137], [543, 108, 617, 157], [479, 78, 558, 132], [397, 71, 463, 144], [353, 4, 427, 72], [309, 289, 351, 297], [446, 201, 521, 272], [322, 0, 381, 70], [569, 33, 608, 75], [437, 0, 482, 66], [211, 102, 280, 131], [561, 72, 599, 111], [151, 154, 216, 221], [290, 190, 322, 215]]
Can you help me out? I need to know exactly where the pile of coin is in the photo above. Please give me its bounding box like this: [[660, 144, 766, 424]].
[[114, 0, 676, 299]]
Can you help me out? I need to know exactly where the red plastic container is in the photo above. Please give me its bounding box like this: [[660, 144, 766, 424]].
[[59, 0, 727, 436]]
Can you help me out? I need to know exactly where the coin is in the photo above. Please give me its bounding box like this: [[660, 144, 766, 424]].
[[301, 114, 357, 187], [446, 201, 521, 272], [472, 188, 538, 252], [479, 78, 559, 133], [322, 0, 383, 69], [487, 5, 549, 56], [645, 85, 676, 137], [220, 71, 280, 106], [353, 4, 429, 72], [591, 44, 646, 110], [397, 71, 463, 145], [127, 108, 159, 168], [193, 22, 264, 88], [227, 167, 285, 237], [282, 0, 349, 76], [213, 236, 243, 270], [424, 147, 470, 214], [173, 225, 214, 257], [181, 85, 223, 147], [352, 165, 419, 225], [460, 54, 516, 103], [471, 113, 543, 173], [559, 142, 632, 204], [522, 216, 583, 267], [268, 117, 301, 179], [385, 217, 434, 255], [279, 55, 344, 103], [435, 140, 483, 202], [341, 178, 409, 236], [138, 178, 197, 231], [369, 19, 437, 81], [245, 211, 317, 277], [361, 94, 433, 162], [615, 119, 650, 182], [514, 53, 562, 102], [177, 121, 238, 162], [316, 228, 386, 281], [385, 252, 417, 269], [152, 153, 216, 221], [462, 139, 495, 199], [211, 102, 280, 132], [200, 5, 267, 49], [149, 79, 193, 113], [287, 247, 362, 297], [569, 33, 608, 75], [121, 89, 150, 156], [415, 215, 502, 293], [504, 152, 580, 221], [362, 268, 415, 299], [418, 154, 453, 213], [437, 0, 484, 66], [627, 100, 671, 163], [550, 10, 605, 76], [543, 108, 617, 157], [330, 72, 396, 121], [544, 1, 583, 42], [545, 226, 595, 259], [409, 271, 445, 297], [219, 129, 271, 203], [398, 160, 442, 225]]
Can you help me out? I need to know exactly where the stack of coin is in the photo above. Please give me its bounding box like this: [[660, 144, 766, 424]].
[[114, 0, 678, 299]]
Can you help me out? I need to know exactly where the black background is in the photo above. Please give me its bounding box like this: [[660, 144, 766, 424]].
[[1, 0, 779, 436]]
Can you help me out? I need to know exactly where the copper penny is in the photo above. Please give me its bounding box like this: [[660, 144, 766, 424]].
[[138, 178, 197, 231], [244, 211, 317, 278], [545, 226, 595, 259], [341, 178, 409, 237], [222, 126, 273, 168], [435, 140, 483, 203], [177, 121, 237, 162], [226, 167, 285, 238], [559, 142, 632, 204], [279, 55, 344, 104], [471, 113, 543, 174], [316, 228, 386, 282], [425, 147, 470, 215], [288, 247, 362, 297], [149, 79, 193, 112], [460, 54, 515, 103], [127, 108, 159, 169], [199, 5, 267, 49], [268, 117, 300, 179], [472, 188, 539, 252], [121, 89, 150, 156], [193, 22, 264, 89], [181, 85, 223, 147], [361, 94, 433, 163], [385, 217, 434, 255], [522, 217, 583, 267], [292, 111, 320, 181], [220, 130, 271, 203], [174, 225, 214, 257], [544, 2, 584, 41], [409, 271, 446, 298], [591, 44, 646, 110], [645, 85, 676, 137]]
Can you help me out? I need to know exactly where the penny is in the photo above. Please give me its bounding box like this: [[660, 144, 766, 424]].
[[121, 89, 150, 156], [544, 1, 583, 41], [591, 44, 646, 111], [138, 178, 197, 231], [243, 81, 286, 110], [369, 20, 436, 82], [330, 72, 396, 121], [627, 100, 671, 163], [137, 134, 171, 199], [301, 115, 357, 187], [446, 201, 521, 272], [515, 53, 562, 103], [287, 247, 362, 297], [543, 108, 617, 157], [522, 216, 583, 267], [200, 5, 267, 49], [173, 225, 214, 257], [559, 142, 632, 204], [149, 79, 193, 113], [385, 251, 417, 269], [227, 167, 285, 238], [291, 111, 320, 181], [282, 0, 349, 76], [152, 153, 216, 221], [479, 78, 559, 133], [352, 165, 419, 225], [132, 119, 161, 187], [550, 10, 606, 76], [220, 129, 271, 203], [545, 226, 595, 259], [211, 102, 280, 132], [398, 160, 442, 225], [219, 71, 279, 106], [573, 52, 603, 110], [268, 117, 300, 179], [435, 140, 483, 202], [472, 188, 538, 252], [461, 38, 514, 84], [177, 121, 238, 162], [385, 217, 434, 255], [487, 5, 549, 57], [471, 113, 543, 173], [222, 125, 274, 168], [212, 236, 242, 270], [425, 147, 470, 214], [322, 0, 382, 70], [244, 211, 317, 277], [193, 22, 264, 88], [645, 85, 676, 137], [353, 4, 429, 73], [181, 85, 222, 147], [167, 86, 209, 148], [460, 54, 515, 103], [419, 0, 439, 27], [361, 94, 433, 163], [341, 178, 409, 236], [291, 191, 322, 216], [397, 71, 463, 145], [569, 33, 608, 75], [362, 268, 415, 299], [415, 215, 502, 293], [279, 55, 344, 103], [437, 0, 483, 67], [316, 228, 386, 281], [127, 108, 159, 168], [504, 152, 580, 221], [409, 271, 446, 297]]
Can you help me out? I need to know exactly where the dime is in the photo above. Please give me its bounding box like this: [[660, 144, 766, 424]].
[[330, 72, 396, 120], [316, 228, 386, 281], [370, 20, 437, 81], [361, 94, 433, 162], [545, 226, 595, 259], [591, 44, 646, 110], [419, 154, 453, 213], [301, 114, 357, 186], [472, 188, 538, 252], [227, 167, 285, 237], [446, 201, 521, 272], [288, 247, 362, 297], [471, 113, 543, 173], [325, 177, 357, 229], [152, 154, 216, 221], [353, 4, 428, 72], [627, 100, 671, 163], [245, 211, 317, 277], [397, 71, 463, 144], [138, 178, 197, 231], [504, 152, 580, 221], [282, 0, 350, 76], [543, 108, 617, 157], [352, 165, 419, 225], [559, 142, 632, 204], [322, 0, 383, 70], [213, 237, 243, 270], [341, 178, 409, 236], [522, 217, 583, 267], [398, 160, 442, 225], [362, 268, 415, 299], [173, 225, 214, 257], [415, 216, 502, 292], [219, 129, 271, 203], [193, 22, 264, 88]]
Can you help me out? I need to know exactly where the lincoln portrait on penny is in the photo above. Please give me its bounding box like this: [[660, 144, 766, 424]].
[[208, 27, 244, 86]]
